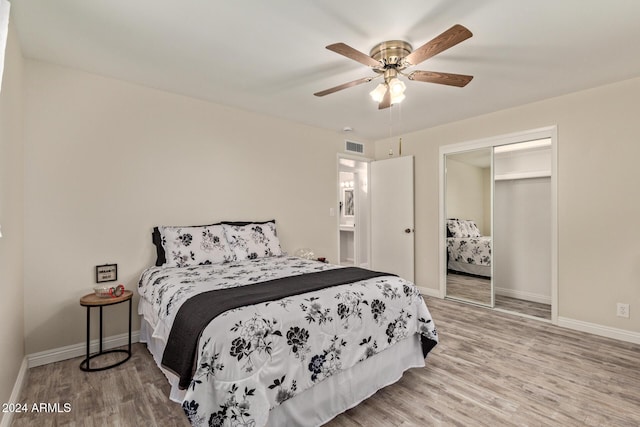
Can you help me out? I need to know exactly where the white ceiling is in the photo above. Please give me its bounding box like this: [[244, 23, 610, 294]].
[[11, 0, 640, 141]]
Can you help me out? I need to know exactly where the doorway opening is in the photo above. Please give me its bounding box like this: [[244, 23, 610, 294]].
[[337, 156, 370, 268]]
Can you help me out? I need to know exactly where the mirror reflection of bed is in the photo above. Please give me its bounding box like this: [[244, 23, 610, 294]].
[[446, 218, 492, 305]]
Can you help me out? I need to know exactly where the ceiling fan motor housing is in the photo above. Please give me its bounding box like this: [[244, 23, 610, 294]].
[[370, 40, 413, 70]]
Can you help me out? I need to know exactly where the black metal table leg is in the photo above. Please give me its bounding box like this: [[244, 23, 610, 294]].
[[128, 297, 132, 354], [99, 306, 103, 354], [85, 306, 90, 370], [80, 290, 133, 372]]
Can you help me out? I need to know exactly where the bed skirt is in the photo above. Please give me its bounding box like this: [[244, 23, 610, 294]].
[[140, 317, 425, 426], [448, 259, 491, 278]]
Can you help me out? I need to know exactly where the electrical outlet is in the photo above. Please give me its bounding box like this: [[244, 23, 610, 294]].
[[617, 303, 630, 318]]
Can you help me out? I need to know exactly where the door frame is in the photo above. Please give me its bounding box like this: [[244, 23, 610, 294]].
[[336, 153, 372, 268], [439, 126, 558, 324]]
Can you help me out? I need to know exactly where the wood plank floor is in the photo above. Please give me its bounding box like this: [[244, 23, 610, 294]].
[[447, 273, 552, 320], [446, 272, 492, 305], [495, 295, 551, 320], [13, 297, 640, 426]]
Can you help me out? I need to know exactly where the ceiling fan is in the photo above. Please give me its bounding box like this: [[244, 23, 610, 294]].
[[314, 24, 473, 109]]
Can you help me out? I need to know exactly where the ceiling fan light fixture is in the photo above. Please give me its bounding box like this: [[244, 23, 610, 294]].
[[369, 83, 387, 102], [388, 77, 406, 96]]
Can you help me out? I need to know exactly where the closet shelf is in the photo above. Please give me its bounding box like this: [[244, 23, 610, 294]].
[[494, 170, 551, 181]]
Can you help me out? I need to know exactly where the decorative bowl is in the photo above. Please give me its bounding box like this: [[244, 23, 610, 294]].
[[94, 284, 125, 298], [94, 285, 112, 298]]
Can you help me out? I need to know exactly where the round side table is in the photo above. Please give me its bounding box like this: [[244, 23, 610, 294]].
[[79, 290, 133, 371]]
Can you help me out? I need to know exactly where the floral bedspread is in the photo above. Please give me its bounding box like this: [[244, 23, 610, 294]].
[[138, 256, 438, 427], [447, 236, 492, 266]]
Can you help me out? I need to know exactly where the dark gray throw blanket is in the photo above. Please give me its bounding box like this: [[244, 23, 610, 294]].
[[162, 267, 401, 389]]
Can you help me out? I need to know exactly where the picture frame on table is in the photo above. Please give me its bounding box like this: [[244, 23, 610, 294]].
[[96, 264, 118, 283]]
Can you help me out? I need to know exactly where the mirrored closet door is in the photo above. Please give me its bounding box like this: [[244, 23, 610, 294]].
[[444, 148, 493, 307], [441, 129, 556, 322]]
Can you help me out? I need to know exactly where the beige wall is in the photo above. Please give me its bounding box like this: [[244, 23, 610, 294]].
[[376, 76, 640, 333], [22, 59, 366, 354], [0, 23, 25, 407], [445, 158, 489, 236]]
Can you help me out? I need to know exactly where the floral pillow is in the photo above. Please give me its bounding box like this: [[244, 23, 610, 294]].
[[447, 219, 482, 238], [459, 220, 482, 238], [447, 219, 463, 238], [222, 221, 284, 261], [160, 224, 235, 267]]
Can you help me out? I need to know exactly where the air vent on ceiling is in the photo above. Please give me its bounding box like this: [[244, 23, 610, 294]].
[[345, 140, 364, 154]]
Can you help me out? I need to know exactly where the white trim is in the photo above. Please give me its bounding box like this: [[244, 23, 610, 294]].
[[418, 286, 443, 298], [0, 357, 28, 427], [0, 0, 10, 92], [27, 330, 140, 368], [558, 317, 640, 345], [549, 126, 559, 324], [494, 287, 551, 305]]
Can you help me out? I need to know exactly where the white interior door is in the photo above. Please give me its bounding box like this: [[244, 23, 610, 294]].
[[371, 156, 415, 281]]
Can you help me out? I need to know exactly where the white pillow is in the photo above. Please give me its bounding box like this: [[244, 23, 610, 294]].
[[222, 221, 283, 261], [160, 224, 235, 267], [447, 219, 481, 238], [447, 219, 464, 238], [459, 220, 481, 238]]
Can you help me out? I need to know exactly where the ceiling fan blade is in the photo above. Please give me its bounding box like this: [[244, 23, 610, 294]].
[[326, 43, 381, 68], [403, 24, 472, 67], [314, 76, 374, 97], [408, 71, 474, 87], [378, 89, 391, 109]]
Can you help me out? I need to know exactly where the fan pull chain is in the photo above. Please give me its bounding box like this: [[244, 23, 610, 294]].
[[398, 103, 403, 156]]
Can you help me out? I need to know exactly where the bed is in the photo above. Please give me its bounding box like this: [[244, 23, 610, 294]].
[[446, 218, 492, 278], [138, 220, 438, 427]]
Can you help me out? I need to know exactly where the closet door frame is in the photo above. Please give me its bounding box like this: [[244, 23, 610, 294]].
[[438, 126, 558, 324]]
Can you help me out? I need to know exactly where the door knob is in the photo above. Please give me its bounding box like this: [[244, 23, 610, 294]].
[[404, 228, 412, 234]]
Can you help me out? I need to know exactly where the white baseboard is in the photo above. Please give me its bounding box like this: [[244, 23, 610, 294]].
[[558, 317, 640, 345], [494, 287, 551, 305], [419, 286, 443, 298], [0, 357, 28, 427], [27, 330, 140, 368]]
